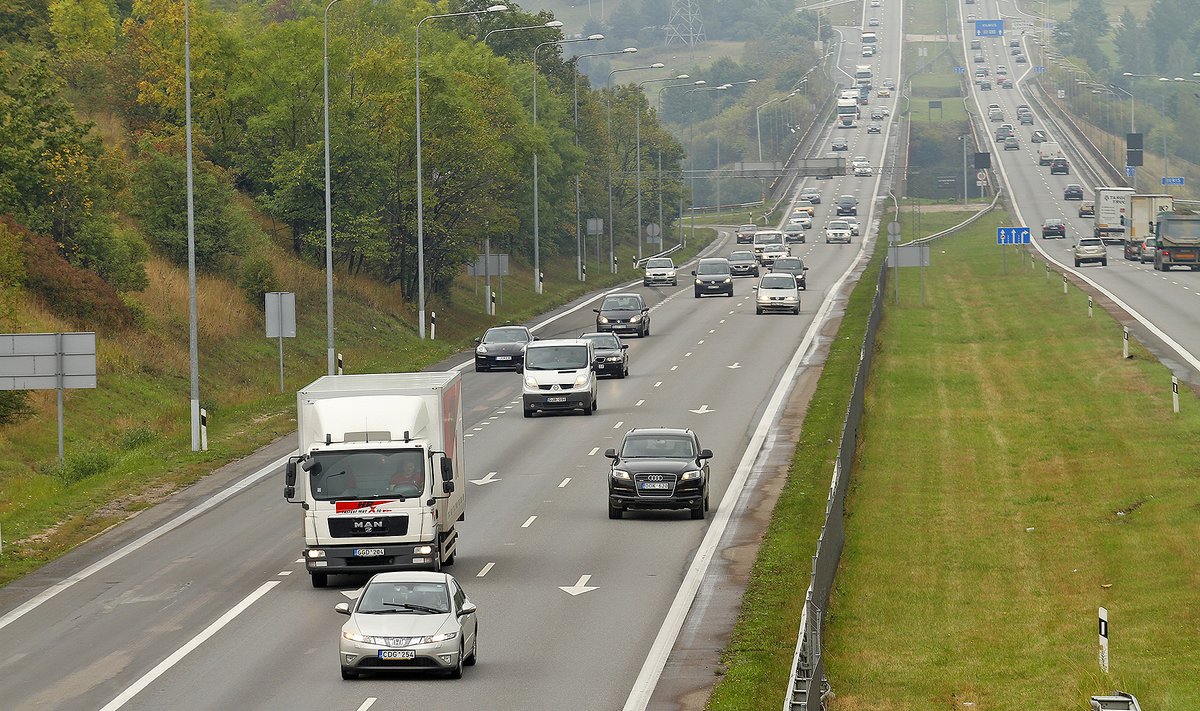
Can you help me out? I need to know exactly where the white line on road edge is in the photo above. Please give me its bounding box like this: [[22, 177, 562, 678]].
[[624, 24, 895, 706], [477, 562, 495, 578], [0, 452, 293, 633], [98, 581, 280, 711], [354, 699, 377, 711]]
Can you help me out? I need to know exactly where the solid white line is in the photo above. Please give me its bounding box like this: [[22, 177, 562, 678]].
[[98, 581, 280, 711], [476, 562, 495, 578], [0, 452, 293, 633], [588, 447, 600, 456], [355, 699, 377, 711], [613, 421, 624, 429], [521, 516, 537, 528], [558, 477, 572, 488]]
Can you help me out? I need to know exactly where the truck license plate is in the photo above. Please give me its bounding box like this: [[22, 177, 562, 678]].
[[379, 650, 415, 660], [354, 548, 385, 557]]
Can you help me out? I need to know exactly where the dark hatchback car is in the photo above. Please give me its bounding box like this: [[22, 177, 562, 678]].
[[1042, 218, 1067, 238], [594, 293, 650, 337], [579, 332, 629, 378], [769, 256, 808, 290], [727, 250, 760, 277], [474, 325, 534, 372], [1052, 159, 1071, 176], [606, 428, 713, 520], [693, 258, 734, 297], [1063, 183, 1084, 199]]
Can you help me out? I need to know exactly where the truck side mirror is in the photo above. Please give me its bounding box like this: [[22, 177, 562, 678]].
[[284, 485, 296, 500], [442, 480, 455, 494], [441, 457, 454, 482], [285, 456, 300, 487]]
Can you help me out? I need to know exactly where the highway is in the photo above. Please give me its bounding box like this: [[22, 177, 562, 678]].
[[961, 0, 1200, 380], [0, 3, 904, 709]]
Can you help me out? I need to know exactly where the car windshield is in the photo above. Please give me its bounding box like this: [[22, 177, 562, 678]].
[[754, 234, 783, 245], [773, 259, 803, 270], [307, 448, 426, 501], [620, 435, 695, 458], [482, 327, 529, 344], [829, 221, 850, 229], [697, 261, 730, 275], [525, 345, 589, 370], [729, 251, 754, 261], [739, 224, 757, 231], [601, 295, 643, 311], [357, 581, 450, 614], [761, 275, 795, 289], [646, 258, 673, 269], [1045, 220, 1063, 226], [581, 333, 620, 349]]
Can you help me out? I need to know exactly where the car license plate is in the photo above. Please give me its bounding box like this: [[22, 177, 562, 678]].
[[547, 396, 567, 403], [354, 548, 385, 557], [639, 482, 671, 490], [379, 649, 415, 660], [496, 356, 512, 361]]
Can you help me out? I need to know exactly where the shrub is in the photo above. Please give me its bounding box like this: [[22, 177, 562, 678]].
[[238, 253, 278, 309], [118, 425, 156, 449], [0, 220, 26, 286], [53, 448, 113, 485], [0, 391, 34, 425]]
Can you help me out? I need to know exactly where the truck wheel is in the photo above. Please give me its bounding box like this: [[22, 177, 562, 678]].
[[311, 573, 328, 588], [608, 503, 623, 519]]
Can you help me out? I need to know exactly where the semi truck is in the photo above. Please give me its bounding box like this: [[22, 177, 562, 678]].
[[1093, 186, 1134, 243], [284, 372, 466, 587], [1153, 211, 1200, 272], [854, 64, 873, 89]]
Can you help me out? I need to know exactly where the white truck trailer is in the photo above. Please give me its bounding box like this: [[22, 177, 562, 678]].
[[284, 372, 466, 587], [1128, 193, 1174, 244], [1093, 186, 1135, 243]]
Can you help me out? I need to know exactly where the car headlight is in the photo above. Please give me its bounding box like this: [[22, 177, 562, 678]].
[[597, 315, 609, 324], [606, 355, 622, 362], [343, 630, 375, 644], [573, 373, 589, 388], [722, 277, 732, 284], [630, 314, 642, 323], [475, 345, 488, 354], [524, 376, 539, 389], [680, 470, 702, 481], [414, 631, 457, 644], [695, 278, 704, 285], [611, 469, 631, 480]]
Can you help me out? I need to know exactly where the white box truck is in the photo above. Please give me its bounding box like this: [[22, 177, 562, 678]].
[[1129, 193, 1174, 244], [1037, 141, 1063, 165], [284, 372, 466, 587], [1094, 186, 1135, 243]]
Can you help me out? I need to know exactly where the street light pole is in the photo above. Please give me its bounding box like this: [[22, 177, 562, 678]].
[[634, 75, 689, 262], [684, 84, 732, 242], [532, 33, 604, 294], [415, 4, 508, 339], [607, 63, 665, 272], [654, 80, 704, 259], [322, 0, 340, 376], [483, 19, 561, 44], [184, 0, 200, 450]]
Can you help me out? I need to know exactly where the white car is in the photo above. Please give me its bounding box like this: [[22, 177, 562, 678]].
[[336, 571, 478, 679], [642, 257, 677, 286], [862, 46, 875, 57], [788, 214, 813, 229], [853, 162, 872, 177], [825, 220, 853, 244], [844, 216, 861, 236], [521, 339, 597, 416], [753, 273, 800, 315]]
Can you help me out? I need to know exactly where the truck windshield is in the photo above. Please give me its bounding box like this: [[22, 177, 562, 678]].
[[308, 449, 426, 501], [525, 345, 589, 370]]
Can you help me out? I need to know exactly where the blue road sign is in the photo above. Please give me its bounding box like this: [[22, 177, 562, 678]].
[[1125, 166, 1136, 177], [954, 66, 966, 74], [1034, 66, 1046, 73], [975, 19, 1005, 37], [1162, 176, 1185, 186], [996, 227, 1031, 245]]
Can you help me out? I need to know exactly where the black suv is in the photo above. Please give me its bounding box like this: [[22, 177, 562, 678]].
[[606, 428, 713, 520], [1052, 158, 1071, 176], [594, 293, 650, 337], [769, 257, 808, 290], [835, 195, 858, 216], [579, 332, 629, 378], [692, 258, 734, 297]]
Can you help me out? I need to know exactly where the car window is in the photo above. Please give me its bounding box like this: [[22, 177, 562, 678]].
[[602, 296, 642, 311], [761, 275, 796, 289], [1079, 238, 1102, 246], [581, 333, 620, 349], [452, 582, 468, 611], [357, 581, 450, 614], [829, 221, 850, 229], [697, 260, 730, 275], [729, 251, 754, 260], [621, 435, 695, 458], [525, 345, 589, 370], [646, 258, 673, 268], [483, 327, 529, 344], [754, 234, 783, 244], [773, 259, 802, 269]]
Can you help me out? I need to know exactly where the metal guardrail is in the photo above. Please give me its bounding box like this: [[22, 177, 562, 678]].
[[1023, 82, 1119, 189], [632, 242, 683, 269], [901, 189, 1003, 246], [687, 201, 763, 216]]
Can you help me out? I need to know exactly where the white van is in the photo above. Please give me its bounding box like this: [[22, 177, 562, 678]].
[[521, 339, 598, 417]]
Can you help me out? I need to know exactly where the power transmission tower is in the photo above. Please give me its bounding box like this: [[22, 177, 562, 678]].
[[664, 0, 706, 52]]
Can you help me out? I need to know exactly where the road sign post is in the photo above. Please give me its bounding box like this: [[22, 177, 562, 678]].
[[1098, 607, 1109, 673], [1123, 327, 1130, 359], [1161, 177, 1185, 186], [265, 292, 296, 393], [0, 332, 97, 463], [974, 19, 1005, 37]]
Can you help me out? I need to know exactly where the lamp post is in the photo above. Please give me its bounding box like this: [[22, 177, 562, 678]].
[[709, 79, 756, 217], [321, 0, 340, 375], [483, 19, 562, 44], [634, 74, 689, 261], [531, 33, 603, 295], [415, 4, 508, 340], [184, 0, 200, 449], [574, 47, 638, 280], [655, 80, 705, 257], [756, 92, 796, 161], [606, 62, 665, 272], [684, 84, 731, 242]]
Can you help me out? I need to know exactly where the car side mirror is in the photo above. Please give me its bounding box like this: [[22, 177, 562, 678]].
[[532, 336, 539, 341], [593, 308, 600, 313], [335, 602, 351, 615], [474, 337, 481, 344], [699, 448, 714, 459], [690, 270, 697, 276], [458, 601, 477, 617], [751, 286, 758, 291], [604, 448, 617, 459], [621, 344, 628, 350], [641, 307, 649, 313]]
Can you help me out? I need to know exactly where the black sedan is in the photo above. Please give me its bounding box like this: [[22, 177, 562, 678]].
[[1042, 218, 1067, 238], [606, 427, 713, 520], [474, 325, 535, 371], [580, 332, 629, 378], [594, 293, 650, 337], [727, 250, 760, 277], [1063, 184, 1084, 200]]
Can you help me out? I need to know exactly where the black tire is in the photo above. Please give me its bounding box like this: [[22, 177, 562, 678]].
[[672, 278, 678, 286], [608, 502, 623, 519], [690, 503, 705, 520], [617, 367, 626, 379], [584, 400, 594, 416], [694, 291, 702, 298], [449, 643, 464, 679], [523, 408, 533, 418], [465, 632, 477, 666], [341, 667, 358, 680], [644, 323, 650, 337], [624, 363, 630, 377], [794, 306, 801, 314], [474, 364, 485, 372], [311, 573, 328, 589], [1074, 260, 1080, 267], [756, 307, 763, 314], [592, 395, 598, 411], [1101, 260, 1108, 266]]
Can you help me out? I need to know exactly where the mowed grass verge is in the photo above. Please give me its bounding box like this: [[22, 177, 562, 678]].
[[825, 216, 1200, 709]]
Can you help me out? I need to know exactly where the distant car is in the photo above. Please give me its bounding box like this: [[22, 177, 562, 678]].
[[605, 427, 712, 520], [967, 14, 977, 22], [825, 219, 853, 243], [868, 17, 880, 26], [754, 273, 801, 315], [769, 256, 807, 289], [1078, 202, 1095, 218], [1031, 130, 1048, 143], [862, 45, 875, 57], [1063, 184, 1084, 200], [643, 257, 677, 286], [883, 78, 896, 89], [970, 39, 982, 50], [335, 571, 478, 680], [1020, 113, 1034, 125], [877, 87, 892, 97], [474, 325, 534, 372], [1136, 237, 1157, 263], [835, 195, 858, 216], [1016, 54, 1028, 64], [870, 108, 885, 120], [844, 216, 861, 236], [736, 223, 758, 244], [692, 258, 733, 297], [994, 126, 1013, 141], [974, 54, 985, 63], [1010, 38, 1021, 47], [831, 138, 849, 151], [727, 250, 760, 277], [799, 188, 821, 204], [1001, 78, 1014, 89], [1074, 237, 1108, 267], [870, 0, 881, 6], [867, 123, 882, 134], [788, 214, 813, 229], [1051, 158, 1070, 175], [595, 293, 650, 337], [980, 80, 992, 91], [1003, 136, 1020, 150], [1042, 218, 1067, 238], [793, 199, 815, 216], [579, 331, 629, 378], [990, 110, 1004, 122], [783, 224, 806, 243]]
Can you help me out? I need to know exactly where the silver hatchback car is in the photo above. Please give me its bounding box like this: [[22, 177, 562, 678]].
[[336, 571, 478, 679], [1073, 237, 1108, 267]]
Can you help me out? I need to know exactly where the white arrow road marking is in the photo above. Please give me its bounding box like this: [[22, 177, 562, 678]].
[[654, 381, 662, 387], [727, 363, 742, 369], [559, 574, 599, 597], [670, 366, 678, 371], [521, 516, 537, 528], [689, 404, 714, 415], [477, 562, 495, 578], [470, 471, 501, 486], [684, 352, 693, 357]]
